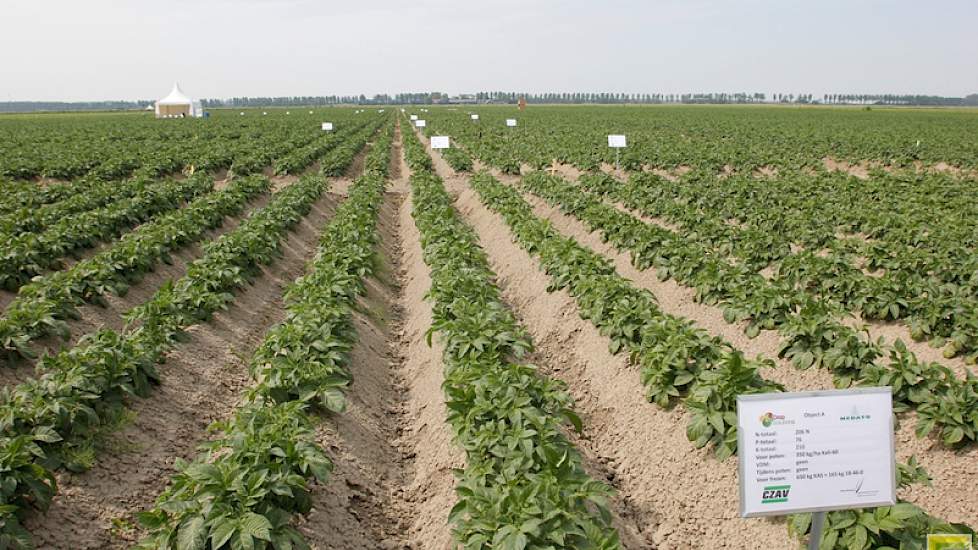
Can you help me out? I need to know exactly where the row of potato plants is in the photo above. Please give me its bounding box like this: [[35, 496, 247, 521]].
[[0, 174, 214, 292], [318, 115, 387, 177], [0, 110, 337, 182], [0, 173, 328, 548], [0, 175, 271, 363], [137, 123, 394, 550], [424, 109, 978, 354], [467, 170, 780, 459], [598, 169, 978, 364], [463, 169, 976, 550], [419, 106, 978, 173], [0, 110, 374, 237], [0, 178, 105, 216], [559, 172, 978, 447], [402, 119, 622, 548], [0, 127, 376, 546], [272, 130, 345, 176], [0, 113, 380, 296], [423, 107, 978, 309], [0, 175, 153, 238]]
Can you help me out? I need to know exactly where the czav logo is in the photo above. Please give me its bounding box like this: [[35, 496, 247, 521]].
[[762, 485, 791, 504]]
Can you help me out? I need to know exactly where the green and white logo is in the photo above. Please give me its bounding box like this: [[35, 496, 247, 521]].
[[761, 485, 790, 504]]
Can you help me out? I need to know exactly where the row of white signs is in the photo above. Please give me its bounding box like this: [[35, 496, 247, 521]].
[[411, 114, 518, 127]]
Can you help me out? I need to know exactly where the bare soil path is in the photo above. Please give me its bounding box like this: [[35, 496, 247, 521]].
[[298, 123, 462, 549]]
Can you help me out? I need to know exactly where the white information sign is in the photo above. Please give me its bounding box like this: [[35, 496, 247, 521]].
[[321, 122, 334, 131], [431, 136, 450, 149], [608, 135, 627, 148], [410, 114, 418, 121], [415, 120, 426, 128], [506, 118, 517, 127], [737, 388, 895, 518], [471, 114, 480, 120]]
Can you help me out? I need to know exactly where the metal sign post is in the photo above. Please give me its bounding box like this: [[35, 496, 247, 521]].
[[808, 511, 826, 550], [608, 135, 627, 171]]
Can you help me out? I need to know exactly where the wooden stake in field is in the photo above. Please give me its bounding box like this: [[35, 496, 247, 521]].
[[548, 159, 560, 176]]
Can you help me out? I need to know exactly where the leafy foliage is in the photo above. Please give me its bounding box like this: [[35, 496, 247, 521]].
[[405, 122, 620, 548]]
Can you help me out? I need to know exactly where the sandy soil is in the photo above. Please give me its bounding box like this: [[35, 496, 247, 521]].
[[0, 289, 15, 315], [559, 165, 977, 384], [822, 157, 871, 179], [300, 187, 461, 549], [24, 190, 341, 549], [5, 195, 264, 378], [386, 131, 462, 548], [0, 191, 275, 390], [516, 181, 978, 524], [419, 151, 793, 548], [212, 168, 232, 191], [298, 124, 460, 549], [430, 130, 978, 542]]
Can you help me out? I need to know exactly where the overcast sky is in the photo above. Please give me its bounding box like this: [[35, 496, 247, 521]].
[[4, 0, 977, 101]]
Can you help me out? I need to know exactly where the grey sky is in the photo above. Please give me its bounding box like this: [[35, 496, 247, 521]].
[[4, 0, 977, 101]]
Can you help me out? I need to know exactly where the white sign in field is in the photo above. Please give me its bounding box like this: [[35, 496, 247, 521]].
[[471, 114, 479, 120], [737, 388, 895, 518], [506, 118, 517, 127], [410, 114, 418, 121], [430, 136, 450, 149], [415, 120, 426, 128], [321, 122, 334, 131], [608, 135, 627, 148]]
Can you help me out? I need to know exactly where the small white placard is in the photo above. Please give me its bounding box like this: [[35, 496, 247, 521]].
[[415, 120, 426, 128], [321, 122, 334, 131], [737, 388, 895, 518], [608, 135, 627, 148], [471, 114, 480, 120], [506, 118, 517, 127], [263, 112, 267, 115], [431, 136, 450, 149], [410, 114, 418, 121]]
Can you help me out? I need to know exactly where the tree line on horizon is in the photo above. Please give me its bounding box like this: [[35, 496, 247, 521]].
[[2, 91, 976, 113]]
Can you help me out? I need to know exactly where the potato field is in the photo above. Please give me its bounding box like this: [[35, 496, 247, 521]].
[[1, 105, 977, 549]]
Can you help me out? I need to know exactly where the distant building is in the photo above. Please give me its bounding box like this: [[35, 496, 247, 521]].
[[448, 94, 479, 104]]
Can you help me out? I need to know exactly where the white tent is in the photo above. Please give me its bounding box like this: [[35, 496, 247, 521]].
[[155, 83, 203, 118]]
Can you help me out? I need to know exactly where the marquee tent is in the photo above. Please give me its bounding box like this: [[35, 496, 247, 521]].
[[155, 83, 203, 118]]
